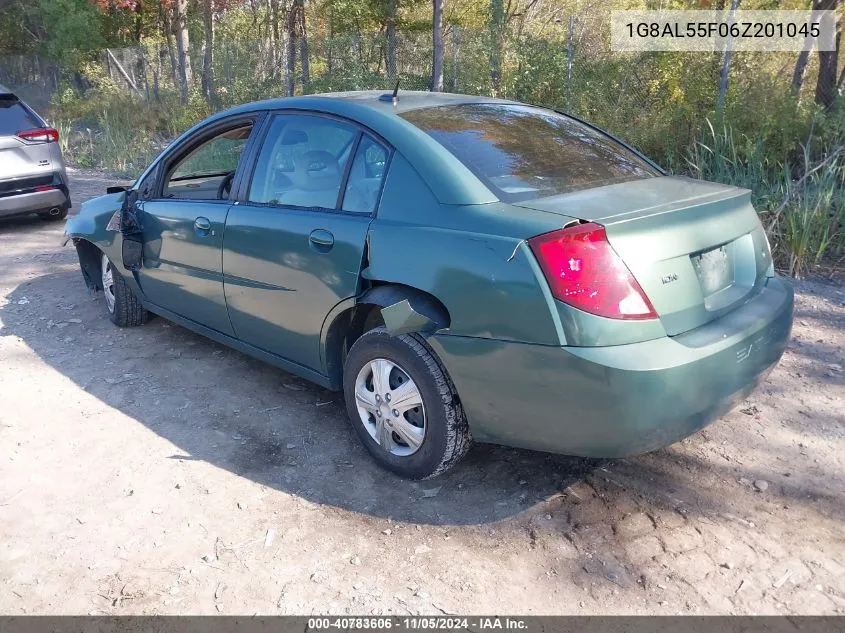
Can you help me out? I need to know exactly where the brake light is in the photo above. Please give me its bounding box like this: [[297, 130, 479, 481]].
[[17, 128, 59, 143], [528, 222, 658, 320]]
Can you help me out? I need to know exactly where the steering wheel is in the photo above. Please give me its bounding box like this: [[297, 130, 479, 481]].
[[217, 171, 235, 200]]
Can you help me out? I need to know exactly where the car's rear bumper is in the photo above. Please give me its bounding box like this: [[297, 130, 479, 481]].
[[429, 276, 793, 457], [0, 187, 69, 218]]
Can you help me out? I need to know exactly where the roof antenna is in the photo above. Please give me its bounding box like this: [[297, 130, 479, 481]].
[[379, 79, 401, 106]]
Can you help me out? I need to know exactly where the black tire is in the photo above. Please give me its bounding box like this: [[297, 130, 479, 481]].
[[343, 326, 472, 479], [101, 252, 147, 327], [39, 207, 68, 221]]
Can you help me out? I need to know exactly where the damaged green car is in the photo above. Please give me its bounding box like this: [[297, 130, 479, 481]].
[[64, 91, 793, 479]]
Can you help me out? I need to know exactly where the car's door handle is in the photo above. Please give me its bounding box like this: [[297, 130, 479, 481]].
[[194, 217, 212, 232], [309, 229, 334, 251]]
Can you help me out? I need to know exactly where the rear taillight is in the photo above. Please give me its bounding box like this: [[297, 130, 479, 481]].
[[17, 128, 59, 143], [528, 222, 658, 321]]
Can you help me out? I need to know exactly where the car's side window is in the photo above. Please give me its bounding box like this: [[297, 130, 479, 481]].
[[248, 114, 357, 210], [162, 124, 252, 200], [341, 135, 389, 215]]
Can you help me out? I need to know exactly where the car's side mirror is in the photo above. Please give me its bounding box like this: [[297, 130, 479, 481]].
[[107, 186, 127, 194], [122, 236, 143, 270], [119, 189, 144, 271]]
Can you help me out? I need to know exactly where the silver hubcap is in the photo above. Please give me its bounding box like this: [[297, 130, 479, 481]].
[[101, 253, 116, 314], [354, 358, 425, 456]]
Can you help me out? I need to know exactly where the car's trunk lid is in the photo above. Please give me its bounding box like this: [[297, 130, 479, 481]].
[[514, 176, 772, 336]]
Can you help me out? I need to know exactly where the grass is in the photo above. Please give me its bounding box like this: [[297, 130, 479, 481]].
[[685, 120, 845, 278]]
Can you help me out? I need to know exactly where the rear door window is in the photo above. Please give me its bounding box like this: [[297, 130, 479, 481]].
[[248, 114, 357, 210], [341, 135, 389, 214], [0, 95, 43, 135], [400, 103, 659, 202]]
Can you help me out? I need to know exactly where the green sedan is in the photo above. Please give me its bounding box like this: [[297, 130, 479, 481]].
[[64, 91, 793, 479]]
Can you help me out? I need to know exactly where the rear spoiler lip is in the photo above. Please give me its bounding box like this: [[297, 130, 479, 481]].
[[512, 176, 751, 225]]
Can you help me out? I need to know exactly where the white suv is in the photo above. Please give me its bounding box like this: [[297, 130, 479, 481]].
[[0, 85, 70, 221]]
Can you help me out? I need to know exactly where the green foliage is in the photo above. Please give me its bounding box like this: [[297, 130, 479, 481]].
[[685, 121, 784, 210], [10, 0, 841, 276], [52, 76, 211, 177], [37, 0, 105, 63], [0, 0, 104, 63], [685, 119, 845, 278]]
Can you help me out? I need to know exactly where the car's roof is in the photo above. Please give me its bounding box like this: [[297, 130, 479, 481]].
[[227, 90, 519, 117], [305, 90, 518, 114]]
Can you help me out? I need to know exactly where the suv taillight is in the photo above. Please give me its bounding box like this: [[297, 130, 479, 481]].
[[528, 222, 658, 320], [17, 128, 59, 143]]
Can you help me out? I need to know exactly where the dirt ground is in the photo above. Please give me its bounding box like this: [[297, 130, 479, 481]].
[[0, 167, 843, 616]]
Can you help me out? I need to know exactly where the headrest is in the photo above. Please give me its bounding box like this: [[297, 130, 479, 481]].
[[280, 129, 308, 145], [290, 150, 340, 191]]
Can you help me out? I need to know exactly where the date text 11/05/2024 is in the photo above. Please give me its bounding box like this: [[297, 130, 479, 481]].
[[307, 617, 528, 630]]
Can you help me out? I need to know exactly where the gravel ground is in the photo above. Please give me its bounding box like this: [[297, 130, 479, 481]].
[[0, 167, 843, 615]]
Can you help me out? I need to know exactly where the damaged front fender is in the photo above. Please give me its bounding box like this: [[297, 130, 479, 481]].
[[61, 191, 131, 291], [72, 238, 103, 291], [62, 191, 125, 249]]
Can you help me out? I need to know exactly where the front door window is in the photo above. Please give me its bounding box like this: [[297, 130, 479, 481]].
[[163, 124, 252, 200]]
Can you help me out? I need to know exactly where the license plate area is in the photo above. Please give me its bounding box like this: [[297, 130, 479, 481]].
[[692, 243, 732, 296]]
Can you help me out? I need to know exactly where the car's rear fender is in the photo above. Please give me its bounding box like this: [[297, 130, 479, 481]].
[[319, 283, 450, 390], [371, 152, 589, 346], [363, 218, 566, 345], [357, 283, 450, 336]]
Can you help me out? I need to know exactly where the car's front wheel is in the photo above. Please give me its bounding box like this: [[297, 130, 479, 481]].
[[101, 252, 147, 327], [343, 327, 472, 479]]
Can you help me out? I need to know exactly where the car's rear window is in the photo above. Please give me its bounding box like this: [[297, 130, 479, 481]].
[[400, 103, 660, 203], [0, 95, 42, 135]]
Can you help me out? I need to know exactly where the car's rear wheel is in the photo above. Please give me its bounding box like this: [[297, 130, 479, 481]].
[[101, 252, 147, 327], [343, 326, 471, 479]]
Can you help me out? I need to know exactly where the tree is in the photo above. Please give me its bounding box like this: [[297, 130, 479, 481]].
[[285, 0, 296, 96], [202, 0, 215, 103], [431, 0, 443, 91], [269, 0, 281, 79], [716, 0, 741, 119], [386, 0, 397, 80], [792, 47, 813, 92], [161, 2, 179, 87], [814, 0, 841, 109], [0, 0, 105, 61], [299, 1, 310, 91], [793, 0, 824, 93], [174, 0, 192, 103], [489, 0, 505, 95], [285, 0, 308, 96]]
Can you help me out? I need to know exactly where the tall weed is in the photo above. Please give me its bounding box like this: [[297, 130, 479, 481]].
[[685, 120, 845, 277]]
